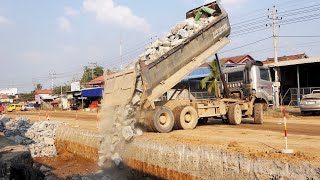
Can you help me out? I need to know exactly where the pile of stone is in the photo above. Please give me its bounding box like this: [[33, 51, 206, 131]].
[[0, 116, 33, 145], [139, 17, 216, 65], [25, 121, 65, 157], [0, 115, 65, 157]]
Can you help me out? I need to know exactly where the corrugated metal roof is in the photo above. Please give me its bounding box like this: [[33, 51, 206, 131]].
[[265, 57, 320, 67], [81, 87, 103, 97], [183, 67, 211, 81]]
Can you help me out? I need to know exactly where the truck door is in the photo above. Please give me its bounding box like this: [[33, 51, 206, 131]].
[[257, 67, 273, 103]]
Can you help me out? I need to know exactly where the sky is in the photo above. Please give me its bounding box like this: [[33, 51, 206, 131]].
[[0, 0, 319, 93]]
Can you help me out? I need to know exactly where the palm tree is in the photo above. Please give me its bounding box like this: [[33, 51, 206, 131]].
[[200, 60, 221, 98]]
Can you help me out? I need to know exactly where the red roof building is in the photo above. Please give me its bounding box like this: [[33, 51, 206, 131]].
[[199, 54, 254, 68], [88, 76, 104, 87], [263, 53, 309, 64], [34, 90, 53, 95], [220, 54, 254, 65]]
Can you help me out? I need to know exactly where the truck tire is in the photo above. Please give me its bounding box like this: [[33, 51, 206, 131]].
[[254, 103, 264, 124], [152, 106, 174, 133], [228, 104, 242, 125], [175, 106, 199, 130]]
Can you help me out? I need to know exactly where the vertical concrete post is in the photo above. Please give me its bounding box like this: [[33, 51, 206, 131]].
[[297, 65, 301, 106]]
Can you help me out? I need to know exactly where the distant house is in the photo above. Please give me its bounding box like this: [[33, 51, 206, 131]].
[[88, 76, 104, 87], [220, 54, 254, 67], [34, 89, 54, 103], [263, 53, 309, 64], [0, 94, 10, 103]]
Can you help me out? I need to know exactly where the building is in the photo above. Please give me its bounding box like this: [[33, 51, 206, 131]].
[[263, 53, 308, 65], [220, 54, 254, 67], [0, 88, 18, 96], [88, 76, 104, 87], [263, 53, 320, 105], [0, 94, 11, 104], [34, 89, 54, 103]]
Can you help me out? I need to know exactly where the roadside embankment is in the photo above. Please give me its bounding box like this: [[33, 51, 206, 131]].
[[53, 125, 320, 179]]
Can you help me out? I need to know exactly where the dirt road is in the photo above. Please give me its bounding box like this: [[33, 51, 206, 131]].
[[8, 109, 320, 136]]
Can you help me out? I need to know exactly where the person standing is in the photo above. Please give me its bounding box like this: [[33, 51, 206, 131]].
[[0, 102, 5, 115]]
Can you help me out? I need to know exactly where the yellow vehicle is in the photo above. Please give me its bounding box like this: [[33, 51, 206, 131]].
[[7, 104, 22, 112]]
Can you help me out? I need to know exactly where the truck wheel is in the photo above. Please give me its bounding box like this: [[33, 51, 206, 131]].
[[228, 104, 242, 125], [152, 106, 174, 133], [175, 106, 199, 130], [254, 103, 264, 124]]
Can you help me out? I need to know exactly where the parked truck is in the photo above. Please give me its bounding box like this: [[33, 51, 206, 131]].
[[103, 1, 268, 133]]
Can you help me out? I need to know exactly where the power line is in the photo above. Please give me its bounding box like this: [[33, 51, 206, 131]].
[[278, 35, 320, 38], [221, 36, 272, 54]]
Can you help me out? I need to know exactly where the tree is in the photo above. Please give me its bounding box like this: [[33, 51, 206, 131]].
[[53, 84, 71, 95], [35, 83, 43, 90], [200, 60, 221, 97], [81, 65, 104, 84]]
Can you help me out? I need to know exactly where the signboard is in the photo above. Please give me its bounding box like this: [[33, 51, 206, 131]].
[[35, 95, 41, 103], [71, 82, 81, 92]]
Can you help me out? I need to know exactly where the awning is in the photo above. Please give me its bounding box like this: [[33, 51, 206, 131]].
[[81, 87, 103, 97]]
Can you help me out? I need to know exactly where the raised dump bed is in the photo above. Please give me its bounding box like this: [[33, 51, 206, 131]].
[[139, 2, 231, 107]]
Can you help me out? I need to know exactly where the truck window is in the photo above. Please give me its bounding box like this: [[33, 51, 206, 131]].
[[227, 71, 243, 82], [260, 68, 270, 81]]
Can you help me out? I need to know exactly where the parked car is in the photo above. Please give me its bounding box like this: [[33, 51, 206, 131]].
[[300, 90, 320, 115], [7, 104, 22, 112], [70, 100, 80, 110], [22, 104, 35, 111]]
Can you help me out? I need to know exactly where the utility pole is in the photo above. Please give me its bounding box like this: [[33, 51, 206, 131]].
[[268, 6, 282, 108], [88, 62, 97, 80], [49, 70, 56, 90]]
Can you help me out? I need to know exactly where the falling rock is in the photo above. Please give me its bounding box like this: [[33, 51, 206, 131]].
[[111, 153, 122, 167], [131, 94, 141, 105], [111, 136, 120, 144], [40, 165, 51, 172], [122, 126, 134, 141], [134, 128, 143, 137], [123, 119, 135, 126]]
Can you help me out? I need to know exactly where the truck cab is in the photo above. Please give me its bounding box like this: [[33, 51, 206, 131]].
[[224, 61, 273, 106]]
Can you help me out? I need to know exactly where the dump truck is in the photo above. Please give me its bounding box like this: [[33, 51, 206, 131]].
[[103, 1, 265, 133]]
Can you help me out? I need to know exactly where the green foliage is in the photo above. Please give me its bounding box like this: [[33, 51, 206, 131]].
[[35, 83, 42, 90], [200, 60, 221, 97], [53, 84, 71, 95], [81, 65, 104, 84], [17, 92, 34, 102]]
